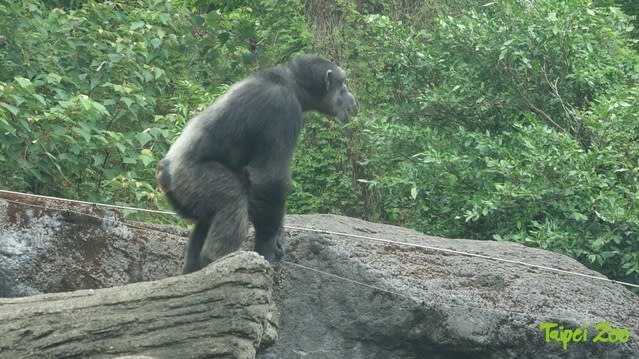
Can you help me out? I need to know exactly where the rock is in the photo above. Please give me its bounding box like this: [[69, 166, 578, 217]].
[[0, 191, 276, 358], [0, 191, 184, 296], [258, 214, 639, 359], [0, 191, 637, 358], [0, 251, 276, 358]]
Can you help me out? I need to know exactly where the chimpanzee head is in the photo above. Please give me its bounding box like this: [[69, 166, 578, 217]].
[[289, 55, 358, 123]]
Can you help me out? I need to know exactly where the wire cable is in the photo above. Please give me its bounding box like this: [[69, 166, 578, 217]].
[[1, 189, 637, 289]]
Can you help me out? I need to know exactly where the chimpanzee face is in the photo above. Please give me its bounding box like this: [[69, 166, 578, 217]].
[[321, 67, 358, 123]]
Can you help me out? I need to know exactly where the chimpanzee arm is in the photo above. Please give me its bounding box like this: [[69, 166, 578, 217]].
[[245, 157, 290, 260]]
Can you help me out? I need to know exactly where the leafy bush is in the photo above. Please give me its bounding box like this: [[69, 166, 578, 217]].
[[0, 1, 205, 206], [0, 0, 309, 209], [1, 0, 637, 287], [352, 0, 639, 285]]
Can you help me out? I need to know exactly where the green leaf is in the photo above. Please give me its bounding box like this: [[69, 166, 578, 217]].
[[570, 212, 588, 222], [191, 14, 205, 27], [410, 186, 418, 200], [115, 143, 126, 154], [139, 150, 154, 166], [14, 76, 33, 91], [51, 125, 68, 136], [142, 70, 154, 82], [73, 125, 92, 143], [92, 154, 106, 166], [136, 131, 152, 147], [46, 73, 62, 84], [123, 156, 137, 164], [1, 102, 19, 116], [79, 96, 93, 111], [33, 94, 46, 105], [121, 97, 134, 108], [0, 117, 16, 132], [93, 101, 109, 115], [10, 95, 26, 106], [130, 21, 145, 30], [153, 67, 165, 79], [218, 32, 231, 44], [150, 38, 161, 48]]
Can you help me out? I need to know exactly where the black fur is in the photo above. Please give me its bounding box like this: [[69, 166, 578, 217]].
[[157, 55, 357, 273]]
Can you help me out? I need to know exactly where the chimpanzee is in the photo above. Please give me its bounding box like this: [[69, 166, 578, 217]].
[[156, 55, 358, 274]]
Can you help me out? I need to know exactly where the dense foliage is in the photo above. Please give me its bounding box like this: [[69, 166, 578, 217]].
[[346, 1, 639, 285], [1, 0, 637, 287]]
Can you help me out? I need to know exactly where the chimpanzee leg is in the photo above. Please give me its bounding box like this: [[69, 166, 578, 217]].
[[199, 199, 250, 267], [182, 221, 210, 274], [168, 160, 250, 273]]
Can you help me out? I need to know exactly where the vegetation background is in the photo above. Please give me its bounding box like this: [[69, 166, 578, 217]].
[[1, 0, 638, 290]]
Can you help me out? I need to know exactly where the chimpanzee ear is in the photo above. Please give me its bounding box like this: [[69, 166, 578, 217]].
[[325, 69, 333, 92]]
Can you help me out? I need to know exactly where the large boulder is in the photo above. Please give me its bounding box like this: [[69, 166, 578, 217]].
[[264, 215, 639, 359]]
